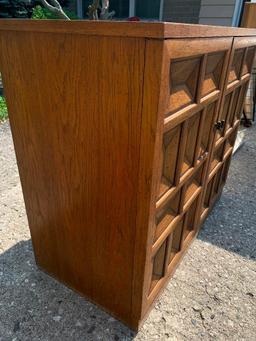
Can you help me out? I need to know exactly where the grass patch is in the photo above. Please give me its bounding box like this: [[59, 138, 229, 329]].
[[0, 96, 8, 122]]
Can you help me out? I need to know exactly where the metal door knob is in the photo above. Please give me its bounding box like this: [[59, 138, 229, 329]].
[[214, 120, 225, 130]]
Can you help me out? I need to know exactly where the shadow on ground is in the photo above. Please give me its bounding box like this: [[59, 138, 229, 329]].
[[198, 130, 256, 260], [199, 194, 256, 260], [0, 240, 135, 341]]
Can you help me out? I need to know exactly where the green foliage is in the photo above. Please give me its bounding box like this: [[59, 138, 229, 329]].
[[31, 5, 48, 19], [0, 97, 8, 122], [32, 5, 56, 19], [32, 4, 78, 19]]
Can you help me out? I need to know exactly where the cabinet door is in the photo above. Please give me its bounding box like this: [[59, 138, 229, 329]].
[[200, 37, 256, 222], [146, 38, 233, 306]]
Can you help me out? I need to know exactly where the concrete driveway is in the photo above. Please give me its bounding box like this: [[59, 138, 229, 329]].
[[0, 121, 255, 340]]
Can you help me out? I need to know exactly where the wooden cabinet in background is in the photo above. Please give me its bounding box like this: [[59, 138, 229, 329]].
[[0, 21, 255, 330], [241, 2, 256, 28]]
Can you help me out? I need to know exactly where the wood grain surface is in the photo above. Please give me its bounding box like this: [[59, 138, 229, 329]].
[[0, 21, 255, 330], [0, 30, 145, 326], [241, 3, 256, 28], [0, 19, 256, 38]]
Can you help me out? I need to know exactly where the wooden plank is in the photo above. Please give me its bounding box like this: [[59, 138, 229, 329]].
[[1, 19, 256, 38]]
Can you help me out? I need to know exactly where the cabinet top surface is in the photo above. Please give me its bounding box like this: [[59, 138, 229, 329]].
[[1, 20, 256, 38]]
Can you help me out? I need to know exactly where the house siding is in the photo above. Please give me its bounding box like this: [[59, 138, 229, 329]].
[[199, 0, 237, 26], [162, 0, 202, 24]]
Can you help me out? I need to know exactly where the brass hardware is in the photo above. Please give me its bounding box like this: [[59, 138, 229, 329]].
[[214, 120, 225, 130]]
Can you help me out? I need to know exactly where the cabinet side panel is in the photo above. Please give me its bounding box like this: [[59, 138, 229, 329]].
[[0, 31, 145, 323]]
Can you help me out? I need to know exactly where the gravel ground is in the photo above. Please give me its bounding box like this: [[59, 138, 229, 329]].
[[0, 120, 255, 341]]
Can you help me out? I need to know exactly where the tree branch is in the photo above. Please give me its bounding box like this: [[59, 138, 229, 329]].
[[87, 0, 99, 20], [39, 0, 70, 20], [87, 0, 114, 20]]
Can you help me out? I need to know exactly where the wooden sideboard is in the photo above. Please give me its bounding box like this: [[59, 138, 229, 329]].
[[0, 20, 255, 330]]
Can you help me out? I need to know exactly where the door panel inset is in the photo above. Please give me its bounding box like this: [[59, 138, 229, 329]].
[[158, 125, 181, 198], [169, 56, 201, 114], [202, 51, 225, 97]]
